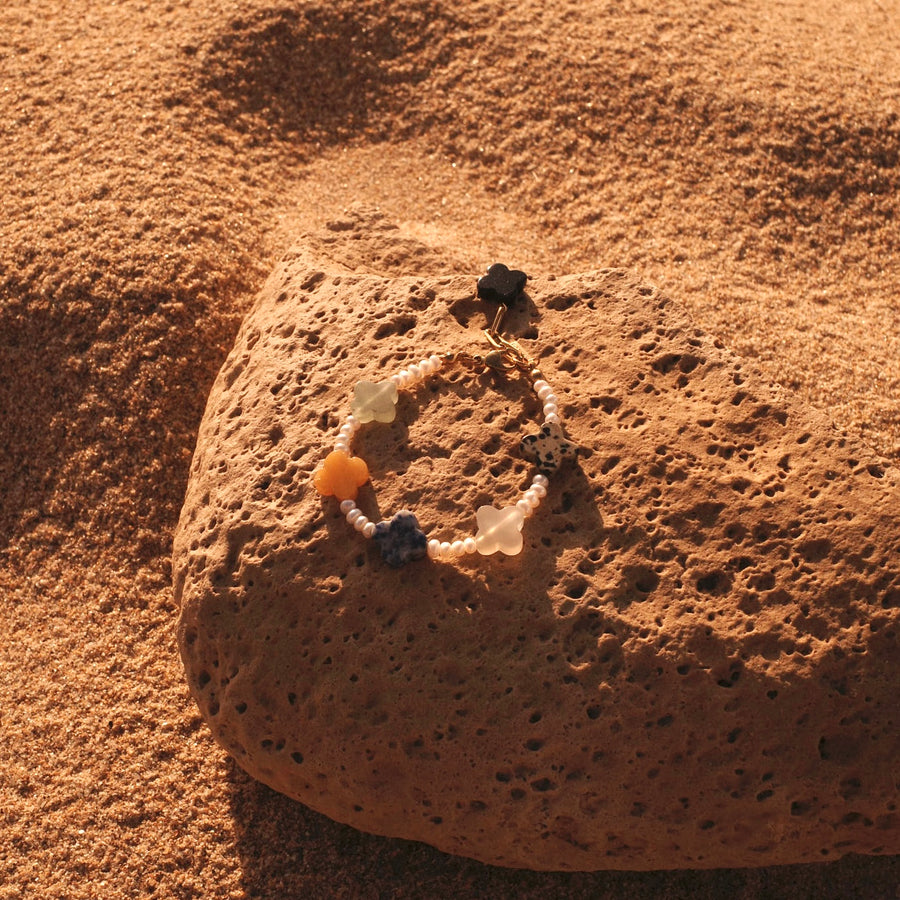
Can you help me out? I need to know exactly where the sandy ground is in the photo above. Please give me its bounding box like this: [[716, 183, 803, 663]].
[[1, 0, 898, 896]]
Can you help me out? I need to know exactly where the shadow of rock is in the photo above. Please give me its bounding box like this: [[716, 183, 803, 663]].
[[226, 763, 900, 899]]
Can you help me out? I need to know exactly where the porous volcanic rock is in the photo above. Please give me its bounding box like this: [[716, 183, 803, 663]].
[[173, 215, 899, 871]]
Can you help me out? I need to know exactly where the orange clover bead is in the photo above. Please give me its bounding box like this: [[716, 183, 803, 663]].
[[313, 450, 370, 502]]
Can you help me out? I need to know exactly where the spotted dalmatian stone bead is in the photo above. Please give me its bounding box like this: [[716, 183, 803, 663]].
[[519, 422, 577, 475]]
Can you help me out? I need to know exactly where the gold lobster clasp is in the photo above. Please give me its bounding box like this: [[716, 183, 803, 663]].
[[482, 304, 536, 373]]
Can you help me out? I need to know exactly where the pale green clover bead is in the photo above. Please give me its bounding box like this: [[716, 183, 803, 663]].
[[351, 379, 399, 424]]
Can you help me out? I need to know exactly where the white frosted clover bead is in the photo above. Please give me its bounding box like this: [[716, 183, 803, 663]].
[[545, 412, 561, 426], [340, 499, 356, 515], [543, 402, 559, 417], [463, 537, 477, 554], [353, 515, 370, 531], [440, 541, 452, 559], [427, 539, 441, 559], [362, 522, 376, 539], [451, 540, 465, 557], [530, 482, 547, 499], [533, 473, 549, 488], [475, 505, 525, 555]]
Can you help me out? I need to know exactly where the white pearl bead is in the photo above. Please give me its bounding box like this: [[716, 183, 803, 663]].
[[339, 425, 355, 439], [524, 489, 541, 508], [340, 499, 356, 514], [533, 379, 549, 393], [533, 473, 549, 488], [537, 385, 554, 401], [353, 515, 369, 531], [334, 440, 350, 454], [362, 522, 376, 539], [531, 482, 547, 499], [451, 540, 465, 557], [516, 498, 534, 517], [427, 539, 441, 559], [463, 537, 477, 554], [545, 412, 561, 426], [439, 541, 451, 558], [418, 358, 435, 375], [346, 508, 362, 524], [407, 364, 421, 381], [543, 402, 558, 417], [345, 414, 359, 430]]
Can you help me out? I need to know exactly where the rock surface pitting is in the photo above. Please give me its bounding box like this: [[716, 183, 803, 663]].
[[174, 216, 899, 870]]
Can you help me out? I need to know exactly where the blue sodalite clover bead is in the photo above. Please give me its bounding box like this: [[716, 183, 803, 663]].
[[373, 510, 428, 567]]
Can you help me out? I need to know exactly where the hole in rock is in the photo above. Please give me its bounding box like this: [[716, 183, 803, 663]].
[[696, 571, 731, 595], [547, 294, 578, 311], [629, 566, 659, 594], [531, 778, 557, 792]]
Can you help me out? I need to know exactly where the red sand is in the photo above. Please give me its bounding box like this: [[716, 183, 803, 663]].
[[2, 0, 898, 896]]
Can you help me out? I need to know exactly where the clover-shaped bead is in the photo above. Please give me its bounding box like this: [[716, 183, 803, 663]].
[[313, 450, 370, 502], [351, 379, 399, 424], [476, 263, 528, 305], [474, 505, 525, 556], [373, 510, 428, 567], [520, 422, 577, 475]]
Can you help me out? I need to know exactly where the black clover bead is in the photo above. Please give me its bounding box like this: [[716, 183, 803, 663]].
[[476, 263, 528, 305], [373, 510, 428, 567], [520, 422, 578, 475]]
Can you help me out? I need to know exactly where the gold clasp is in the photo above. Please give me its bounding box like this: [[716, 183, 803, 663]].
[[483, 304, 536, 373]]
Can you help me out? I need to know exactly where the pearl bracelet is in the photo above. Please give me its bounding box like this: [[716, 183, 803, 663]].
[[312, 265, 577, 567]]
